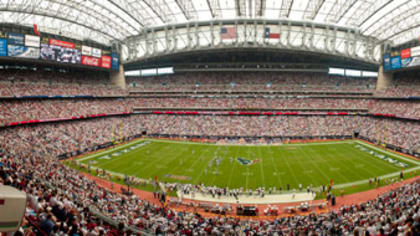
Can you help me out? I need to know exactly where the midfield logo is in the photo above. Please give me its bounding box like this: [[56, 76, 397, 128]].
[[236, 157, 261, 166]]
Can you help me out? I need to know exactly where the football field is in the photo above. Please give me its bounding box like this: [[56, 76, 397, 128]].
[[75, 139, 420, 191]]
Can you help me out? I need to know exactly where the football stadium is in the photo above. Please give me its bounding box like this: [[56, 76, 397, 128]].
[[1, 0, 420, 235]]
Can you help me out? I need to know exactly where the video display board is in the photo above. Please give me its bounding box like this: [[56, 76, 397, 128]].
[[40, 43, 81, 63], [0, 31, 117, 70]]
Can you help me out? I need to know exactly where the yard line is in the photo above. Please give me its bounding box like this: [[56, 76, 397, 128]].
[[280, 148, 300, 188], [128, 144, 182, 176], [267, 146, 283, 187], [297, 145, 346, 184], [104, 144, 170, 173], [308, 145, 352, 183], [257, 146, 266, 188], [143, 144, 193, 178], [226, 146, 241, 189], [186, 147, 215, 185], [332, 144, 382, 179]]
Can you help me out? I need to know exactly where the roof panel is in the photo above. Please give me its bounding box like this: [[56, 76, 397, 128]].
[[0, 0, 419, 46]]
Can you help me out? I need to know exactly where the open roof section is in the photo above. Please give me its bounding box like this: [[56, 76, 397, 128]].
[[0, 0, 418, 47]]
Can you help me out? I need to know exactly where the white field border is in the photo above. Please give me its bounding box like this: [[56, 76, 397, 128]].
[[144, 138, 353, 146], [73, 138, 420, 193]]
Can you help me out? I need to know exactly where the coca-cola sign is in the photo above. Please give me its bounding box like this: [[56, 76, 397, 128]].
[[101, 55, 111, 68], [82, 55, 100, 66], [49, 39, 75, 48]]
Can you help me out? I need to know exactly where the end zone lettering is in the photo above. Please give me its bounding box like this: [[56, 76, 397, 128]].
[[49, 39, 75, 48]]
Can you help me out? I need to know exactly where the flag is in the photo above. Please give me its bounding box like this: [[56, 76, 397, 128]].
[[33, 24, 40, 36], [220, 27, 236, 39], [264, 27, 280, 39]]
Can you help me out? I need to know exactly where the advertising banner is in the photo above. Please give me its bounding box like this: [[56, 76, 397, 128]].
[[102, 49, 111, 56], [390, 50, 400, 57], [0, 31, 7, 38], [0, 39, 7, 56], [82, 55, 100, 66], [92, 48, 101, 58], [391, 56, 401, 70], [7, 45, 40, 59], [75, 43, 82, 51], [82, 45, 92, 56], [405, 57, 420, 68], [25, 35, 40, 48], [401, 57, 413, 68], [40, 44, 81, 63], [8, 33, 25, 46], [111, 53, 119, 70], [400, 48, 411, 59], [41, 37, 49, 45], [411, 46, 420, 57], [49, 38, 75, 48], [383, 53, 391, 71], [101, 55, 111, 68]]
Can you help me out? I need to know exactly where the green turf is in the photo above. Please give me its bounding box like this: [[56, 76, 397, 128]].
[[75, 139, 419, 192]]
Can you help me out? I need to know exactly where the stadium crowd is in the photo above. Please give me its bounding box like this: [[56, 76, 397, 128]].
[[0, 69, 419, 234], [0, 99, 130, 125], [0, 69, 126, 97], [127, 72, 376, 92], [1, 96, 420, 126], [130, 97, 370, 110]]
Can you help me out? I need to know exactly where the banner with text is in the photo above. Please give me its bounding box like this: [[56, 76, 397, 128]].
[[0, 39, 7, 56], [82, 55, 100, 67], [111, 53, 119, 70], [81, 45, 92, 56], [391, 56, 401, 70], [383, 54, 391, 71], [92, 48, 101, 58], [8, 33, 25, 46], [0, 31, 7, 39], [25, 35, 40, 48], [49, 39, 75, 48], [411, 46, 420, 57], [101, 55, 111, 68]]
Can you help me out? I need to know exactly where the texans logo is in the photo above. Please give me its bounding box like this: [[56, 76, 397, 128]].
[[236, 157, 261, 166]]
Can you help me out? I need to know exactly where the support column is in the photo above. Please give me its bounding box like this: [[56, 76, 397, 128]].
[[376, 65, 393, 90], [110, 64, 126, 90]]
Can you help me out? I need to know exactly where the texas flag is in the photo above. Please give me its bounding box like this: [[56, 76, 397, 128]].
[[264, 27, 280, 39]]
